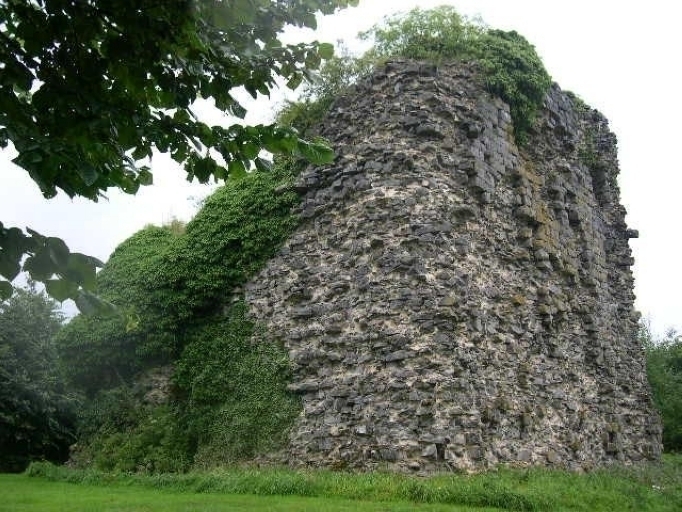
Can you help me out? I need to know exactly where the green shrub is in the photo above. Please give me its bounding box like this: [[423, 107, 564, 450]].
[[644, 326, 682, 452], [363, 6, 551, 144], [364, 6, 483, 62], [69, 391, 193, 473], [277, 48, 376, 136], [90, 406, 193, 473]]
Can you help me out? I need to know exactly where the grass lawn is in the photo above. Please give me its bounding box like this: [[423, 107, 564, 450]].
[[0, 474, 501, 512], [3, 455, 682, 512]]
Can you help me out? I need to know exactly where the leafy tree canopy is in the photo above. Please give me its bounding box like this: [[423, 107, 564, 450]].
[[0, 0, 357, 303]]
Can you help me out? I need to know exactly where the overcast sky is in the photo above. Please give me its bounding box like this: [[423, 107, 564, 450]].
[[1, 0, 679, 335]]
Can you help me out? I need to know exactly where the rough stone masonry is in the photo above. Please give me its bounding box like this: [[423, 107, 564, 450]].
[[244, 60, 662, 472]]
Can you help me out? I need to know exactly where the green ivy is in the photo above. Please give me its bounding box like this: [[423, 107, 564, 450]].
[[55, 225, 182, 395], [153, 165, 301, 335], [56, 162, 304, 470], [474, 29, 552, 144], [174, 303, 300, 467]]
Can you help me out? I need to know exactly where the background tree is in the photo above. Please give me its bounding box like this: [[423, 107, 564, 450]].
[[643, 325, 682, 452], [0, 0, 357, 303], [0, 283, 76, 472]]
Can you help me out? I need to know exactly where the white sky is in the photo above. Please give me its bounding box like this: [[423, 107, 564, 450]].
[[0, 0, 680, 335]]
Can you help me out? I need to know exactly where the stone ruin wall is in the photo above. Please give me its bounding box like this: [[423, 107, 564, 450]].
[[243, 60, 662, 472]]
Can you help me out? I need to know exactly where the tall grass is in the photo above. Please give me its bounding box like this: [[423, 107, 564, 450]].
[[25, 455, 682, 512]]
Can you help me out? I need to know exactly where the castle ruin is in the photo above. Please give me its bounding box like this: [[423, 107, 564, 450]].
[[244, 60, 662, 472]]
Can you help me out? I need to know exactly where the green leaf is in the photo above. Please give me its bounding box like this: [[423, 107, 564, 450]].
[[305, 52, 321, 70], [74, 290, 113, 316], [190, 156, 219, 183], [298, 141, 335, 164], [132, 145, 151, 160], [0, 128, 8, 148], [25, 227, 45, 243], [77, 164, 99, 186], [24, 249, 57, 281], [45, 278, 78, 302], [138, 168, 154, 186], [46, 237, 70, 268], [0, 251, 21, 281], [228, 160, 247, 180], [279, 133, 299, 152], [318, 42, 334, 60], [64, 253, 99, 291], [229, 102, 247, 119], [0, 280, 12, 300], [242, 142, 260, 160], [286, 74, 303, 91], [173, 109, 191, 124], [263, 129, 299, 154], [120, 177, 141, 194], [255, 157, 272, 172], [212, 165, 228, 181], [301, 12, 317, 29]]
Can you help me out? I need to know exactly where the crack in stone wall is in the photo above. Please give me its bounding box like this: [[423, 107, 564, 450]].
[[244, 60, 662, 472]]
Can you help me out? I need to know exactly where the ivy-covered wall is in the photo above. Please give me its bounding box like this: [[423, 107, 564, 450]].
[[57, 166, 303, 471]]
